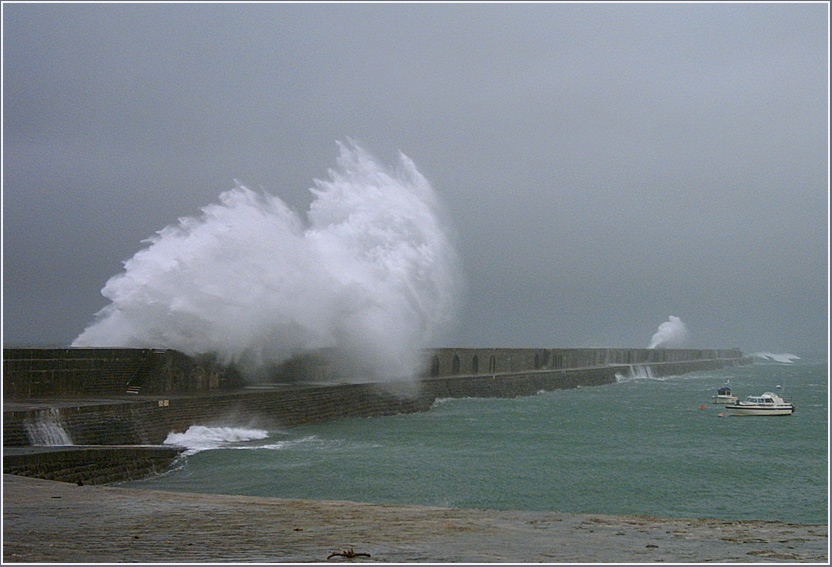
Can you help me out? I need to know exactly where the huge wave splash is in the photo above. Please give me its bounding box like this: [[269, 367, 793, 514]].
[[648, 315, 690, 349], [73, 142, 462, 383]]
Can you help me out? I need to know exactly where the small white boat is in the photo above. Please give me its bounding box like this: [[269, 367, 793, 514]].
[[712, 385, 738, 404], [725, 392, 795, 416]]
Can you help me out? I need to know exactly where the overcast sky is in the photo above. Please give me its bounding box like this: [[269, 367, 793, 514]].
[[3, 2, 828, 356]]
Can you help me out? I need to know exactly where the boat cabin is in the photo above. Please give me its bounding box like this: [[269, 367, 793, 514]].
[[742, 392, 782, 405]]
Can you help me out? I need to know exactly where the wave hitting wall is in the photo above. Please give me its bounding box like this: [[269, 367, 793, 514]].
[[73, 142, 462, 383]]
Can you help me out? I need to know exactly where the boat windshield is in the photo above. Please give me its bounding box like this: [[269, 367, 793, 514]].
[[744, 395, 781, 404]]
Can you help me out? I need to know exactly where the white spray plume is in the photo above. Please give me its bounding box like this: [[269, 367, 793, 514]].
[[73, 141, 462, 382], [164, 425, 269, 453], [751, 352, 800, 364], [648, 316, 690, 349]]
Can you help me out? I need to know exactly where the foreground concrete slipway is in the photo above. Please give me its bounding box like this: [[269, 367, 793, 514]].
[[2, 474, 827, 563]]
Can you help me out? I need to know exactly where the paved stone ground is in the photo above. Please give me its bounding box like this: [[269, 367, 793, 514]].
[[3, 474, 827, 563]]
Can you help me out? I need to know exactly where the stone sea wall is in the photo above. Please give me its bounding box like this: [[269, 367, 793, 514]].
[[4, 353, 747, 448], [3, 446, 183, 485], [2, 348, 244, 398], [3, 346, 745, 399], [3, 348, 748, 483]]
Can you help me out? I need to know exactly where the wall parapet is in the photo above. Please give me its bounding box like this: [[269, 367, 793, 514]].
[[4, 347, 745, 400], [2, 348, 244, 399], [424, 347, 744, 377]]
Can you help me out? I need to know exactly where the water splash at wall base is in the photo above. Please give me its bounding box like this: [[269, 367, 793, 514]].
[[25, 409, 73, 446]]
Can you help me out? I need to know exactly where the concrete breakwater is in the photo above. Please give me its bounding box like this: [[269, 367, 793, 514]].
[[3, 347, 749, 484]]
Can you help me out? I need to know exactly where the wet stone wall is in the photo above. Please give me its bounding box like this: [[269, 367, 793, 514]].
[[3, 446, 183, 485], [3, 359, 749, 449]]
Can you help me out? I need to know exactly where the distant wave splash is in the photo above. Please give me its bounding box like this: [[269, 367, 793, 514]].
[[648, 316, 690, 349], [751, 352, 801, 364]]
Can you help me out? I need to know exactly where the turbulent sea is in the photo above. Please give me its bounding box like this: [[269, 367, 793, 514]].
[[126, 357, 828, 525]]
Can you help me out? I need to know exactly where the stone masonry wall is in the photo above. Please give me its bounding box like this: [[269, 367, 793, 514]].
[[2, 348, 243, 399], [3, 446, 183, 485], [426, 347, 744, 376], [3, 347, 744, 400], [2, 356, 746, 484], [3, 357, 747, 448], [3, 386, 437, 447]]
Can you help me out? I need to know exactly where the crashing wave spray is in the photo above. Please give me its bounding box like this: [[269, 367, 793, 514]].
[[73, 142, 462, 382], [751, 352, 800, 364], [25, 408, 73, 446], [164, 425, 269, 454], [648, 316, 690, 349]]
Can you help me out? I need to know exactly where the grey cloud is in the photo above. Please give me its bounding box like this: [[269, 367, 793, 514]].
[[3, 2, 827, 354]]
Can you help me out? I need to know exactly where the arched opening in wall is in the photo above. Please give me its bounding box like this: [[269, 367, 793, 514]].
[[472, 355, 479, 373], [430, 356, 440, 377], [193, 368, 206, 391], [489, 355, 496, 374], [541, 350, 551, 367], [534, 353, 540, 369], [452, 355, 460, 375]]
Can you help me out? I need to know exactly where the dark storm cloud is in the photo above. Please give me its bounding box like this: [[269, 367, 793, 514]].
[[2, 2, 828, 354]]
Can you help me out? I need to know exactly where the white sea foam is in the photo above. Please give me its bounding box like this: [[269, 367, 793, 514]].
[[163, 425, 269, 452], [72, 142, 462, 382], [648, 316, 690, 349], [615, 364, 667, 383], [751, 352, 801, 364], [25, 408, 73, 446]]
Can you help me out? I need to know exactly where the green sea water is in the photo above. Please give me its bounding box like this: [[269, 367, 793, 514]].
[[126, 357, 828, 524]]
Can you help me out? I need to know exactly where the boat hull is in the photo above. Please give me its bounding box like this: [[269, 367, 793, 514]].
[[724, 405, 795, 416]]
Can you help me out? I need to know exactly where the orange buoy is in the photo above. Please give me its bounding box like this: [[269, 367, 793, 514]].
[[699, 404, 706, 410]]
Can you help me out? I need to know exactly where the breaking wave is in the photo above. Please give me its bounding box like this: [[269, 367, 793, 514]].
[[72, 141, 462, 383], [164, 425, 269, 453], [614, 364, 669, 382], [648, 316, 690, 349], [751, 352, 801, 364]]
